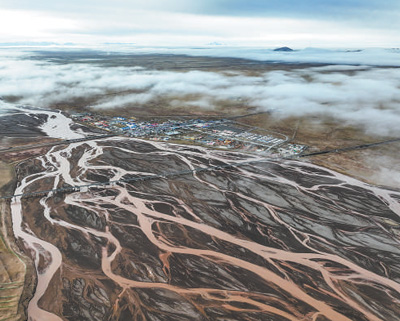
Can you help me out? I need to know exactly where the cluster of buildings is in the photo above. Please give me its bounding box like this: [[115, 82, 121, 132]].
[[71, 112, 306, 156], [72, 113, 223, 138]]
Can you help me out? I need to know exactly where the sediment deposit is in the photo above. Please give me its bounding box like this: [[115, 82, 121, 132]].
[[10, 137, 400, 321]]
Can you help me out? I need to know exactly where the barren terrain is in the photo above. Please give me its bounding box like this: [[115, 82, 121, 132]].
[[0, 162, 31, 321], [10, 137, 400, 321], [238, 113, 400, 189]]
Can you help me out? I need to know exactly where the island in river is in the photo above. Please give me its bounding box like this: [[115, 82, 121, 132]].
[[0, 105, 400, 321]]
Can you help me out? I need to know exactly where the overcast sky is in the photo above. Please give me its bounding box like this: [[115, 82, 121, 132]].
[[0, 0, 399, 47]]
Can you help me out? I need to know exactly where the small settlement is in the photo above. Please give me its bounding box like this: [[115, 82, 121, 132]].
[[72, 113, 306, 157]]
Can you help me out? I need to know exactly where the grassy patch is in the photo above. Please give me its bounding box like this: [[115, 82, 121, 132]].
[[0, 162, 26, 321]]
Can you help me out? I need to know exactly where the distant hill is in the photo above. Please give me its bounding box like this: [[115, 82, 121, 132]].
[[273, 46, 294, 52]]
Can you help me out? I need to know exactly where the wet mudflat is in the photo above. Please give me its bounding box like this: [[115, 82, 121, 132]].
[[11, 137, 400, 321]]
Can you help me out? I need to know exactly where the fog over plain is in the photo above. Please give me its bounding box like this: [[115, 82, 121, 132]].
[[1, 1, 400, 320], [0, 48, 399, 137]]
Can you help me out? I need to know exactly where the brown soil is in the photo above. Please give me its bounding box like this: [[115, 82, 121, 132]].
[[0, 162, 35, 321], [239, 113, 400, 190], [12, 138, 400, 321]]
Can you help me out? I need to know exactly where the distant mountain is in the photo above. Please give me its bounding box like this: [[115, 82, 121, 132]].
[[273, 46, 294, 52]]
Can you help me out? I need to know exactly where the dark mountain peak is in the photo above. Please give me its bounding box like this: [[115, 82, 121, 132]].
[[274, 46, 294, 52]]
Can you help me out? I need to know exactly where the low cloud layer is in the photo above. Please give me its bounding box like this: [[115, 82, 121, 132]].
[[120, 47, 400, 67], [368, 155, 400, 188], [0, 49, 399, 137]]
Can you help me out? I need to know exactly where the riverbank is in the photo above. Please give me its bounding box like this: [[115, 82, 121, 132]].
[[239, 113, 400, 190], [0, 161, 35, 321]]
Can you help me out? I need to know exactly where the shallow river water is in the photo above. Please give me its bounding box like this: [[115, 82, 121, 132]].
[[10, 136, 400, 321]]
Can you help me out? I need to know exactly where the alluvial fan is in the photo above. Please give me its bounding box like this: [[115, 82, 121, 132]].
[[11, 137, 400, 321]]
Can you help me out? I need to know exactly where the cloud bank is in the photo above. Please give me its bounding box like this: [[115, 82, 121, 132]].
[[0, 49, 399, 137], [0, 0, 399, 47], [116, 47, 400, 67]]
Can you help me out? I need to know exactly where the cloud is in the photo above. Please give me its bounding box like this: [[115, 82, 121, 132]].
[[0, 0, 399, 47], [98, 47, 400, 67], [0, 50, 400, 137], [2, 0, 399, 24], [0, 9, 82, 42], [368, 155, 400, 187]]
